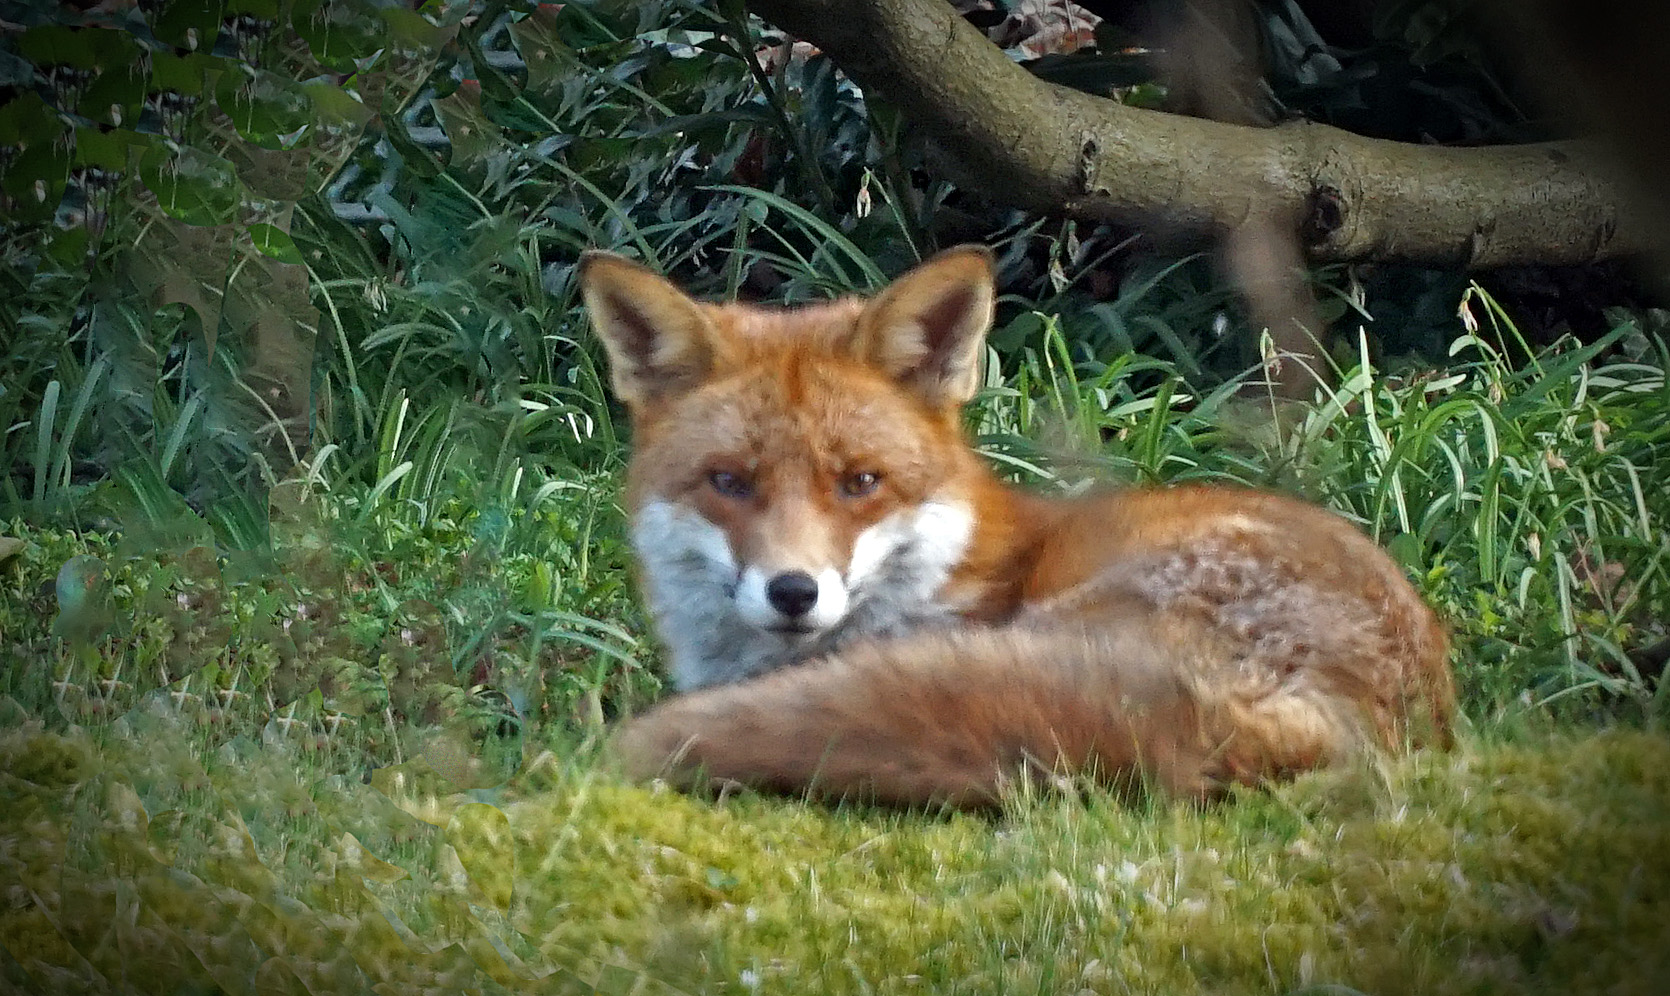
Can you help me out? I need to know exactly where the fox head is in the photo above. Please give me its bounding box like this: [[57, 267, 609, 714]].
[[579, 247, 999, 689]]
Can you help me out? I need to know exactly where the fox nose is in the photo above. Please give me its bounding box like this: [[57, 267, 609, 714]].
[[765, 571, 820, 618]]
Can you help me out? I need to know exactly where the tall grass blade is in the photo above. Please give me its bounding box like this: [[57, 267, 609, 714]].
[[32, 379, 60, 503]]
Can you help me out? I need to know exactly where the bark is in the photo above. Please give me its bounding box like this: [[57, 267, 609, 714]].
[[748, 0, 1659, 269]]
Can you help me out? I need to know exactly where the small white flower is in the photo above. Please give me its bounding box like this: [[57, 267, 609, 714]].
[[1458, 298, 1479, 334]]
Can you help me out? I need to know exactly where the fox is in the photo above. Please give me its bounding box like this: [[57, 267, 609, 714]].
[[578, 245, 1455, 809]]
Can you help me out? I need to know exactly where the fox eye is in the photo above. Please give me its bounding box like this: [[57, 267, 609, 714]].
[[708, 470, 754, 499], [839, 471, 881, 499]]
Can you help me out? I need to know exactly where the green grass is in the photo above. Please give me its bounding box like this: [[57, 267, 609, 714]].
[[982, 301, 1668, 722], [4, 710, 1668, 994], [2, 295, 1667, 993]]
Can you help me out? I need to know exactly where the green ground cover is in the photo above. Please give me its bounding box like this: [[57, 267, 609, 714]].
[[4, 699, 1669, 994]]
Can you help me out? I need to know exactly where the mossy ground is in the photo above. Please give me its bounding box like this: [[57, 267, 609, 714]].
[[4, 709, 1668, 996]]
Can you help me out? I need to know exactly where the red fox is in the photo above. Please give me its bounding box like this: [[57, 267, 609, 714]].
[[579, 246, 1455, 808]]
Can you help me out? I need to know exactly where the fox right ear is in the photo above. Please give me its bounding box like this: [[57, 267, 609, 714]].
[[855, 245, 996, 409], [578, 251, 721, 408]]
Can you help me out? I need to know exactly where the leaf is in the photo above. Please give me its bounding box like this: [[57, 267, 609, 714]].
[[73, 126, 136, 171], [75, 63, 147, 128], [150, 0, 225, 53], [291, 0, 385, 72], [32, 379, 59, 503], [0, 142, 69, 224], [223, 141, 311, 200], [247, 223, 303, 263], [17, 25, 105, 70], [139, 145, 242, 226], [44, 228, 89, 269], [0, 93, 63, 147], [336, 832, 407, 884], [378, 7, 449, 55], [299, 79, 373, 129], [147, 50, 223, 97], [433, 85, 508, 165], [507, 5, 575, 93], [123, 216, 238, 351], [1121, 81, 1169, 109], [215, 67, 313, 149]]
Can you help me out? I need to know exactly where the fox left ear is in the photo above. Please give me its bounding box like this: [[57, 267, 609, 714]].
[[578, 250, 724, 410], [855, 246, 996, 408]]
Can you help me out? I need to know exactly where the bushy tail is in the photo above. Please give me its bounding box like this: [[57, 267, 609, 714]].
[[611, 622, 1392, 809]]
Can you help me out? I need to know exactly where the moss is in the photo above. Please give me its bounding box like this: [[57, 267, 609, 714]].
[[2, 725, 1668, 993]]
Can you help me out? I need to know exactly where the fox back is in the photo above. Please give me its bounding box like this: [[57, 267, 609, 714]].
[[580, 247, 1454, 807]]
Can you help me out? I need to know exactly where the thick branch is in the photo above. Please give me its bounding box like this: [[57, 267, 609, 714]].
[[749, 0, 1656, 268]]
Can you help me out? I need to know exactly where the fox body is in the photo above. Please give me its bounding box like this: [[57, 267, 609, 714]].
[[580, 247, 1455, 808]]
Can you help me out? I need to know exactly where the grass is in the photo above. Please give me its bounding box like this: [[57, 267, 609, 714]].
[[4, 710, 1669, 994], [2, 293, 1667, 993], [983, 300, 1668, 723]]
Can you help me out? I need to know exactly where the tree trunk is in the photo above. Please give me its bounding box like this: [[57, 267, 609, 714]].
[[748, 0, 1658, 268]]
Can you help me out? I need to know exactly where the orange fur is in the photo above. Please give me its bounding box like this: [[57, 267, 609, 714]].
[[580, 247, 1454, 809]]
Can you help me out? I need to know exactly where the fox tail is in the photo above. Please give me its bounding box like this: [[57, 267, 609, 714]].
[[610, 621, 1431, 809]]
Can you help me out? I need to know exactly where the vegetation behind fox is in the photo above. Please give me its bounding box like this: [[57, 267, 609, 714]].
[[578, 246, 1455, 808]]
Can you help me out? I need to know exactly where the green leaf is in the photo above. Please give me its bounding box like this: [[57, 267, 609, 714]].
[[139, 145, 242, 226], [432, 86, 507, 164], [300, 80, 373, 129], [379, 7, 447, 53], [248, 223, 302, 263], [151, 0, 226, 53], [17, 26, 105, 70], [292, 0, 385, 72], [44, 227, 89, 269], [226, 0, 281, 17], [0, 92, 66, 148], [215, 66, 312, 149], [72, 126, 135, 171], [1, 142, 70, 224], [1121, 81, 1169, 109], [32, 380, 60, 503], [147, 50, 225, 97], [77, 65, 149, 128], [507, 7, 574, 93]]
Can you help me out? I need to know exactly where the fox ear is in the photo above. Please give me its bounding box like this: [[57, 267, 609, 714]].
[[855, 246, 996, 408], [578, 251, 722, 408]]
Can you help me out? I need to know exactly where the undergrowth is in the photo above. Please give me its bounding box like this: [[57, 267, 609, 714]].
[[980, 294, 1668, 723]]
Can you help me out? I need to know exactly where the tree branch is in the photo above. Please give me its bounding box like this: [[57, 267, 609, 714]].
[[748, 0, 1657, 268]]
